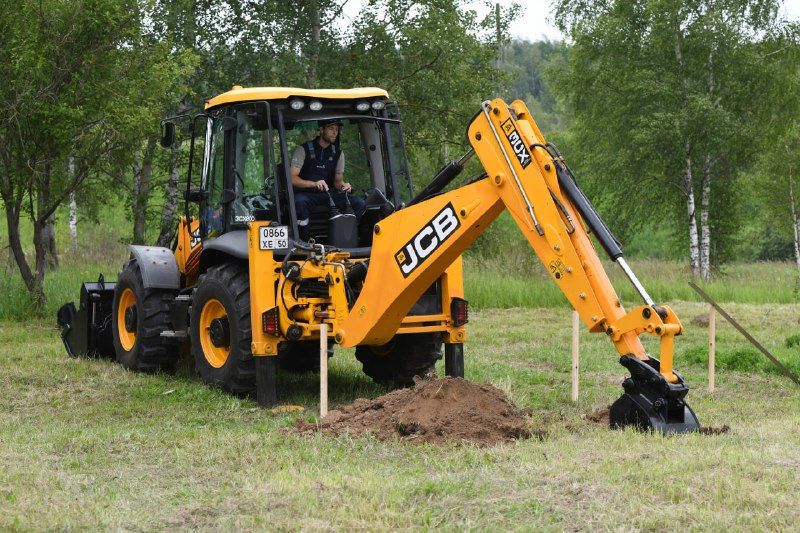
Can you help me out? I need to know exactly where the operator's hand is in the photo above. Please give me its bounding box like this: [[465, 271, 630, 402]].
[[340, 182, 353, 193], [314, 180, 329, 191]]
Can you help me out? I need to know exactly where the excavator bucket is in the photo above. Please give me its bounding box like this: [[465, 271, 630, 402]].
[[610, 356, 700, 433]]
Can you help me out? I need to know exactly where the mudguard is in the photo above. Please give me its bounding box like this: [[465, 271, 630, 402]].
[[128, 245, 180, 289]]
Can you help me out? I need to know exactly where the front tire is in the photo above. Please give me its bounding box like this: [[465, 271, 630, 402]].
[[190, 262, 255, 396], [112, 261, 178, 372], [355, 333, 443, 387]]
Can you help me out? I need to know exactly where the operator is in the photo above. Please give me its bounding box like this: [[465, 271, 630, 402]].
[[290, 118, 366, 241]]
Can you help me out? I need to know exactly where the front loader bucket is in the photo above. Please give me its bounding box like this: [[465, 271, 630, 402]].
[[57, 275, 116, 358], [610, 356, 700, 434]]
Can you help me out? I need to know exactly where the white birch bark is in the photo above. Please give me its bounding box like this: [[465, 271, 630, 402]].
[[68, 157, 77, 251], [699, 156, 712, 281], [685, 150, 701, 279], [674, 28, 700, 277], [790, 178, 800, 275]]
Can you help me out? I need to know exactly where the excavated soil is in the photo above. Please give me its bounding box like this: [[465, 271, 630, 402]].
[[296, 376, 532, 446]]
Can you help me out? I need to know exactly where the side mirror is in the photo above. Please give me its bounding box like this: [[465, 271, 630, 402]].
[[160, 121, 176, 148], [184, 187, 208, 203]]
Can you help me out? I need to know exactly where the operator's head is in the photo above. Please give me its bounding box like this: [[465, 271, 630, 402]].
[[318, 118, 342, 144]]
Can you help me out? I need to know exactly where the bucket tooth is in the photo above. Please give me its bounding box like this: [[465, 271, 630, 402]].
[[610, 356, 700, 434]]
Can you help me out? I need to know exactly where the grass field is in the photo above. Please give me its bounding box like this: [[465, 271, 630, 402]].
[[2, 211, 798, 320], [2, 302, 800, 530]]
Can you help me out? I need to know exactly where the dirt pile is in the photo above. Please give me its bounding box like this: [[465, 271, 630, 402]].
[[296, 376, 531, 446]]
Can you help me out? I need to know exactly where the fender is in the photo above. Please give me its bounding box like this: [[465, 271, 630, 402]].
[[199, 230, 248, 272], [128, 245, 181, 289]]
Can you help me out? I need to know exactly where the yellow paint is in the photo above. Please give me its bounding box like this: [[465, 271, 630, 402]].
[[117, 288, 137, 351], [205, 86, 389, 110], [198, 298, 229, 368], [174, 216, 201, 284]]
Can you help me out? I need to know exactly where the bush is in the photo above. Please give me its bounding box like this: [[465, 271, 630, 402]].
[[785, 334, 800, 348], [718, 349, 763, 373]]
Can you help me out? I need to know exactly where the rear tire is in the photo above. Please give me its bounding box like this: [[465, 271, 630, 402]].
[[355, 333, 443, 387], [190, 262, 255, 396], [112, 261, 178, 372]]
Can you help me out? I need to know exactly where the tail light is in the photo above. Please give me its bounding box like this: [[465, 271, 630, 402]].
[[450, 297, 468, 327], [262, 307, 280, 336]]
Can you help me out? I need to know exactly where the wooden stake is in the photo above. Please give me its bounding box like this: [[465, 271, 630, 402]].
[[708, 305, 716, 393], [571, 310, 580, 402], [320, 323, 328, 418]]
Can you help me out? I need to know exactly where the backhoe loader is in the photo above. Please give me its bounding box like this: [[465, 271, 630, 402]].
[[57, 86, 701, 433]]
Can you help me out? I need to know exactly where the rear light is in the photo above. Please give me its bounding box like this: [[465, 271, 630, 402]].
[[262, 307, 280, 335], [450, 297, 468, 327]]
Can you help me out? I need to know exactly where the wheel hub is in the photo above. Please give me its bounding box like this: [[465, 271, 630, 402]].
[[124, 306, 137, 332], [208, 317, 230, 348]]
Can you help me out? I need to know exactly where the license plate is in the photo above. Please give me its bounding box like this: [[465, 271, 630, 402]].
[[259, 226, 289, 250]]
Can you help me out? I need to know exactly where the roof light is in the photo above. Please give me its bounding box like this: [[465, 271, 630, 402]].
[[355, 101, 370, 112], [309, 100, 323, 111], [371, 100, 386, 110], [289, 99, 305, 110]]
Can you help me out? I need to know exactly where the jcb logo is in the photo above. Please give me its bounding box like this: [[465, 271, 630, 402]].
[[501, 119, 532, 169], [395, 203, 461, 277]]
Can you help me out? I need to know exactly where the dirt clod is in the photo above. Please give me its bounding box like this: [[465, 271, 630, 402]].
[[699, 425, 730, 435], [583, 407, 611, 426], [296, 377, 532, 446]]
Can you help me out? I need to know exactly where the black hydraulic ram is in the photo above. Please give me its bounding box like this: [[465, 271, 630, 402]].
[[408, 149, 475, 206], [549, 148, 656, 307]]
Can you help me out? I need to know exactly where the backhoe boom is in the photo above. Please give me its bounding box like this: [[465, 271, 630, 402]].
[[337, 98, 699, 433]]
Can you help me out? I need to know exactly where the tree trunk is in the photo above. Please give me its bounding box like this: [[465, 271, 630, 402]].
[[43, 217, 58, 269], [496, 2, 504, 97], [156, 105, 185, 247], [699, 156, 713, 281], [306, 0, 320, 88], [37, 163, 59, 270], [683, 142, 700, 278], [674, 29, 699, 278], [5, 204, 45, 306], [790, 177, 800, 276], [132, 138, 156, 245], [68, 157, 78, 252]]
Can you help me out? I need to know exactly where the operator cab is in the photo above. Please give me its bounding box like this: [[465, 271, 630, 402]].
[[184, 86, 414, 252]]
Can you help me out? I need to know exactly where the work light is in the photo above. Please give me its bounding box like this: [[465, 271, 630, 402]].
[[289, 99, 305, 110], [309, 100, 323, 111], [355, 101, 370, 112]]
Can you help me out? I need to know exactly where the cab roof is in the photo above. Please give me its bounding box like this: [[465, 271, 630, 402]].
[[204, 86, 389, 110]]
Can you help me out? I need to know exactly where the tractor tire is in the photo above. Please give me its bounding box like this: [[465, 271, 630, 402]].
[[190, 262, 255, 396], [278, 341, 333, 374], [112, 260, 178, 372], [355, 333, 443, 387]]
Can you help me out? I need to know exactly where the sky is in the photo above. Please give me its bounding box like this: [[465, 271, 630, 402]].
[[343, 1, 800, 42], [489, 0, 800, 42]]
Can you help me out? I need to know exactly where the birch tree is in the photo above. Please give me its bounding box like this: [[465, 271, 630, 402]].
[[554, 0, 786, 278], [0, 0, 186, 308]]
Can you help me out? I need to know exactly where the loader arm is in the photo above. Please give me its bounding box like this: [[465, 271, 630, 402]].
[[337, 98, 699, 432]]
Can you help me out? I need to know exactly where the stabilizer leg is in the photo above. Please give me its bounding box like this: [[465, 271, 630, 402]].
[[255, 356, 278, 408], [445, 343, 464, 378], [610, 356, 700, 434]]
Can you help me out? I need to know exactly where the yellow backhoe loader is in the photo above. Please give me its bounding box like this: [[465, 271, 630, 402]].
[[57, 86, 700, 433]]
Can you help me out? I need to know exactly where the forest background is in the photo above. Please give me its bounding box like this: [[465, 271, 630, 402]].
[[2, 0, 800, 314]]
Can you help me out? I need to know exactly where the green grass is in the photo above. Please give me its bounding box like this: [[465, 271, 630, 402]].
[[464, 255, 800, 309], [2, 303, 800, 529], [2, 206, 798, 319]]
